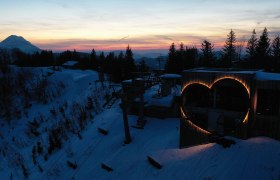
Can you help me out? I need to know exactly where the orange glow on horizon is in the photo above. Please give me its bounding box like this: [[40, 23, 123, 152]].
[[26, 34, 227, 52]]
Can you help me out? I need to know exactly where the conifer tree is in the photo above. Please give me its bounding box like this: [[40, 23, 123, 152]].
[[165, 43, 177, 73], [201, 40, 215, 67], [255, 27, 270, 68], [90, 48, 97, 69], [178, 43, 185, 71], [222, 29, 236, 67], [124, 45, 136, 79], [271, 35, 280, 71], [185, 46, 198, 69], [246, 29, 258, 62]]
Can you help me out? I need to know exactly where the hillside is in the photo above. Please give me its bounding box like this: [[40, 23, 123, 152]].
[[0, 67, 279, 180]]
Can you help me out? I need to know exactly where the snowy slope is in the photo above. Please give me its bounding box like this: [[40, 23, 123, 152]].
[[36, 81, 280, 179], [0, 67, 279, 180], [0, 35, 41, 54], [27, 105, 280, 180]]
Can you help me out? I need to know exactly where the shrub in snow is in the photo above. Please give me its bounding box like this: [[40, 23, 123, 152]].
[[21, 164, 29, 178], [49, 108, 57, 118], [71, 102, 87, 130], [27, 118, 41, 137], [44, 154, 48, 161], [33, 75, 49, 103], [32, 145, 37, 165], [37, 141, 43, 155], [86, 97, 93, 110], [59, 106, 65, 117], [48, 127, 63, 154]]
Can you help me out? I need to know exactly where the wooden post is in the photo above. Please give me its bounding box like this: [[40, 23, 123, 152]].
[[120, 93, 131, 144]]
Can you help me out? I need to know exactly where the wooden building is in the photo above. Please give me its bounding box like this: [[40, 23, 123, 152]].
[[180, 68, 280, 148]]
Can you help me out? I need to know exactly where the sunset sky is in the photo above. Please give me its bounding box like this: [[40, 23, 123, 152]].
[[0, 0, 280, 52]]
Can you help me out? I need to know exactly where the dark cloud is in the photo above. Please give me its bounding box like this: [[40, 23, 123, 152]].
[[154, 35, 173, 41], [274, 15, 280, 19], [118, 36, 130, 41]]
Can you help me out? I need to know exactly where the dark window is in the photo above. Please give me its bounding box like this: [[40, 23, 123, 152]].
[[257, 89, 280, 116]]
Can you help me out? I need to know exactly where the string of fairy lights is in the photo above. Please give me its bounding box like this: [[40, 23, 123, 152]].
[[180, 76, 251, 135]]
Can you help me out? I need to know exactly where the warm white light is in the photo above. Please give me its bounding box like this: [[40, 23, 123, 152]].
[[181, 76, 251, 132]]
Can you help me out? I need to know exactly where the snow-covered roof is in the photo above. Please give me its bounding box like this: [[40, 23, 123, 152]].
[[184, 68, 280, 81], [62, 61, 78, 66], [184, 68, 256, 75], [122, 79, 133, 83], [256, 71, 280, 81], [160, 74, 182, 79]]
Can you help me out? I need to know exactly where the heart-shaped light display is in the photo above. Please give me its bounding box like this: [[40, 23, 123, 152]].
[[181, 76, 250, 135]]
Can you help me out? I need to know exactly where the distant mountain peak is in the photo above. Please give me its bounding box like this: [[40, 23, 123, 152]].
[[0, 35, 41, 54]]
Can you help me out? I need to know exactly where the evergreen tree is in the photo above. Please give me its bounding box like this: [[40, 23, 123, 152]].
[[246, 29, 258, 65], [90, 48, 97, 69], [124, 45, 136, 79], [165, 43, 177, 73], [99, 51, 105, 68], [185, 46, 198, 69], [222, 29, 236, 67], [255, 27, 270, 69], [271, 35, 280, 71], [57, 50, 72, 65], [72, 49, 80, 61], [200, 40, 215, 67], [178, 43, 185, 72], [0, 49, 11, 74], [118, 51, 125, 81], [104, 52, 115, 74], [138, 59, 149, 72]]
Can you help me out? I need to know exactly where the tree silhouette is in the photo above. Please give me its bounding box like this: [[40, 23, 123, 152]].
[[271, 35, 280, 71], [222, 29, 236, 67], [185, 46, 198, 69], [99, 51, 105, 69], [138, 59, 149, 73], [90, 48, 97, 69], [165, 43, 177, 73], [246, 29, 258, 67], [178, 43, 185, 72], [0, 49, 11, 74], [255, 27, 270, 69], [118, 51, 125, 81], [124, 45, 136, 79], [200, 40, 215, 67], [246, 29, 258, 59]]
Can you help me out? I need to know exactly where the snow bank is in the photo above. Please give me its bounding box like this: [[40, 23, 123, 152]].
[[256, 71, 280, 81]]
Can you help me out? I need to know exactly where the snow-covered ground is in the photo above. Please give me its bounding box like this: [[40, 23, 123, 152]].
[[0, 67, 280, 180]]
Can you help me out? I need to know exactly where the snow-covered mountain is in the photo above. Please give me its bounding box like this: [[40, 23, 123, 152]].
[[0, 35, 41, 54]]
